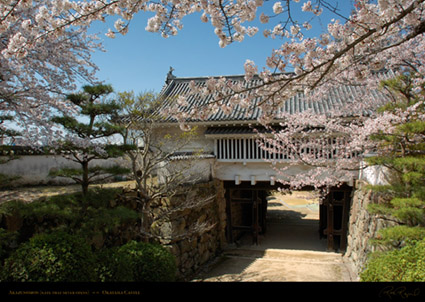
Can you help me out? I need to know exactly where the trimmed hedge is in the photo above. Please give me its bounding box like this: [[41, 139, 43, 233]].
[[0, 188, 139, 251], [0, 188, 177, 282], [1, 231, 97, 282], [1, 234, 178, 282]]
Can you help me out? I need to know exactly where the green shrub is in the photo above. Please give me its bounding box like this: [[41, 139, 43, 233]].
[[370, 225, 425, 249], [1, 231, 97, 282], [95, 246, 132, 282], [361, 239, 425, 282], [99, 241, 177, 282], [79, 204, 139, 248], [0, 188, 139, 248], [0, 228, 18, 262]]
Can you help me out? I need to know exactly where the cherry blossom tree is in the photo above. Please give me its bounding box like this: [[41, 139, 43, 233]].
[[0, 0, 101, 146], [155, 0, 425, 188], [1, 0, 424, 188], [157, 0, 423, 188], [115, 90, 215, 242]]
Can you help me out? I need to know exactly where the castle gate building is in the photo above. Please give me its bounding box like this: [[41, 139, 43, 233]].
[[145, 70, 388, 251]]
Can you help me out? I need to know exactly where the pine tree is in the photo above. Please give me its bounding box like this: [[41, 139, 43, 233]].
[[368, 74, 425, 247], [360, 73, 425, 281], [366, 73, 425, 247], [50, 84, 131, 196]]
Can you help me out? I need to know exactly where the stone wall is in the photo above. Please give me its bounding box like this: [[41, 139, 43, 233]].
[[345, 180, 395, 277], [150, 179, 227, 280]]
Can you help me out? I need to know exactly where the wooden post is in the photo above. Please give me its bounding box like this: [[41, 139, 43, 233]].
[[340, 191, 350, 251], [225, 188, 233, 243], [327, 199, 334, 251], [252, 190, 259, 245]]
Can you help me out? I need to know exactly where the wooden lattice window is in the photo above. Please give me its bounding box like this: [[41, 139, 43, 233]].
[[214, 137, 359, 162], [215, 138, 281, 161]]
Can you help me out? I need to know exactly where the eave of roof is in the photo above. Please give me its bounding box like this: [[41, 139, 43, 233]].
[[204, 125, 281, 136], [169, 151, 215, 160]]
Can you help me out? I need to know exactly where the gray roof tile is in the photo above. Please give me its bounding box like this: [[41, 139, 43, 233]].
[[155, 73, 391, 123]]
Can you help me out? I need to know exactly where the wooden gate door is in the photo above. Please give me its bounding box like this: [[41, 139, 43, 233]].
[[227, 189, 262, 245], [320, 186, 352, 251]]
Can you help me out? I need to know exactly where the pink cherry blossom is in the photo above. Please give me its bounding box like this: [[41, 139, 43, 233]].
[[1, 0, 424, 189]]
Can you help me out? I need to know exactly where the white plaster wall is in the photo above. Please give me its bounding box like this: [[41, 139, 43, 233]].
[[214, 161, 358, 185], [157, 158, 214, 184], [359, 161, 390, 186], [215, 162, 285, 183], [0, 155, 128, 186], [0, 125, 214, 187], [152, 125, 214, 154]]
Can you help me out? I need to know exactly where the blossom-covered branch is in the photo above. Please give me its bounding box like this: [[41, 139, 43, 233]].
[[169, 0, 425, 124], [0, 0, 102, 146], [1, 0, 424, 189]]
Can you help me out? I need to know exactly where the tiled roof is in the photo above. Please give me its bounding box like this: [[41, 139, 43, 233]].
[[156, 73, 391, 123]]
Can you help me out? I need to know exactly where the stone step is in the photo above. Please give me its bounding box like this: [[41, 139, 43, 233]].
[[224, 248, 344, 264]]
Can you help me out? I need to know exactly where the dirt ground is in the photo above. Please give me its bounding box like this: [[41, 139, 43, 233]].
[[0, 181, 136, 204], [192, 191, 358, 282]]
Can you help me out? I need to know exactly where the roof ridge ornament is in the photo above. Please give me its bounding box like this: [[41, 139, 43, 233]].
[[166, 66, 176, 84]]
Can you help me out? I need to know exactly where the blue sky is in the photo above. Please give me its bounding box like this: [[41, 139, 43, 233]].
[[88, 1, 355, 94]]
